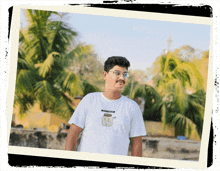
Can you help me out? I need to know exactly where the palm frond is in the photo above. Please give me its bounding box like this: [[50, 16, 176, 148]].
[[170, 113, 197, 138], [130, 84, 163, 121], [24, 10, 51, 62], [14, 94, 35, 115], [34, 80, 56, 107], [164, 79, 188, 113], [16, 69, 36, 94], [174, 62, 204, 90], [55, 71, 80, 97], [81, 80, 100, 96], [17, 58, 30, 70], [38, 52, 60, 78], [163, 53, 180, 74], [50, 92, 74, 119], [47, 19, 77, 52]]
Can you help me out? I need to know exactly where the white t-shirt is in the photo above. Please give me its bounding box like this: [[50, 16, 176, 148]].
[[68, 92, 146, 156]]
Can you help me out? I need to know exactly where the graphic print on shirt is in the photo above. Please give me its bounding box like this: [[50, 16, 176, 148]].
[[101, 109, 117, 127], [102, 113, 113, 126], [101, 109, 115, 113]]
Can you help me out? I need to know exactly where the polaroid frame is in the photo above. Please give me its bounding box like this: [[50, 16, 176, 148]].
[[7, 5, 214, 169]]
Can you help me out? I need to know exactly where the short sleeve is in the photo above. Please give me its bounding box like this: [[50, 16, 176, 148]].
[[68, 94, 90, 129], [129, 103, 147, 138]]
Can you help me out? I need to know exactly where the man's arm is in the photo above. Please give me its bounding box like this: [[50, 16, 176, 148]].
[[130, 136, 142, 157], [65, 124, 82, 151]]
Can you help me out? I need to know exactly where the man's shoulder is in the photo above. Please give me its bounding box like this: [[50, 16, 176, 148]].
[[120, 96, 141, 115], [121, 95, 139, 107], [83, 92, 101, 99], [79, 92, 101, 105]]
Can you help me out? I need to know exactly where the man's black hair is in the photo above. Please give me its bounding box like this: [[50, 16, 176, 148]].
[[104, 56, 130, 72]]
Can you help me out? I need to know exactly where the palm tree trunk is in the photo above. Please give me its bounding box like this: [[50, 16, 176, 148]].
[[129, 75, 135, 98], [161, 104, 166, 130]]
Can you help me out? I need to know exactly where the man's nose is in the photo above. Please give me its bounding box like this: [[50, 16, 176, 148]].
[[118, 73, 124, 79]]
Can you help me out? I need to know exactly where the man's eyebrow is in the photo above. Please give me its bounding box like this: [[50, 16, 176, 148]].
[[114, 70, 128, 72]]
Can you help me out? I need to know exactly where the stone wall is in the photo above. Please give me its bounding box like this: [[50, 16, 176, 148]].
[[140, 137, 200, 160], [9, 128, 72, 150], [9, 128, 200, 161]]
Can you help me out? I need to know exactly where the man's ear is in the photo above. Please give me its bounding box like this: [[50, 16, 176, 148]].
[[103, 71, 107, 80]]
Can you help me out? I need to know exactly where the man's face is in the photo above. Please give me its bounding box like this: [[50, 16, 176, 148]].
[[103, 65, 128, 91]]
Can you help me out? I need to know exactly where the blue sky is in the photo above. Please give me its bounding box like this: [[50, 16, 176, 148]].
[[20, 9, 211, 73]]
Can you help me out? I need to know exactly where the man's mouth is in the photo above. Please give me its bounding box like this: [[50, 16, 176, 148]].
[[116, 80, 125, 84]]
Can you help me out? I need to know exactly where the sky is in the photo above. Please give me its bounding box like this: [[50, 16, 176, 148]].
[[20, 9, 211, 74]]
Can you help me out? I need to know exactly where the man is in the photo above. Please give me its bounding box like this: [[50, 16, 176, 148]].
[[65, 56, 146, 156]]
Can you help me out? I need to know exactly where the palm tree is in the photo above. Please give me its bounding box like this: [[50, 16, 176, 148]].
[[15, 9, 93, 118], [130, 84, 163, 121], [121, 76, 139, 98], [121, 74, 162, 121], [152, 51, 205, 138], [81, 80, 101, 97]]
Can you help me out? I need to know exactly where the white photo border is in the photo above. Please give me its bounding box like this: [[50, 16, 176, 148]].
[[4, 2, 218, 170]]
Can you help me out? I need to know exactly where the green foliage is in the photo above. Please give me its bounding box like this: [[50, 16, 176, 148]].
[[81, 80, 101, 97], [68, 46, 105, 93], [121, 80, 139, 97], [15, 9, 99, 118], [151, 50, 206, 138], [123, 46, 206, 138], [135, 85, 162, 121], [122, 78, 162, 121]]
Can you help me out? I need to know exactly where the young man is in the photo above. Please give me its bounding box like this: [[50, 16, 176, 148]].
[[65, 56, 146, 156]]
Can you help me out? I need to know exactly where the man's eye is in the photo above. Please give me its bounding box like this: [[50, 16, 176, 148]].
[[115, 72, 120, 75]]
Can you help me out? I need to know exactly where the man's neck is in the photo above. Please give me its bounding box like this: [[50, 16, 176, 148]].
[[103, 90, 121, 100]]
